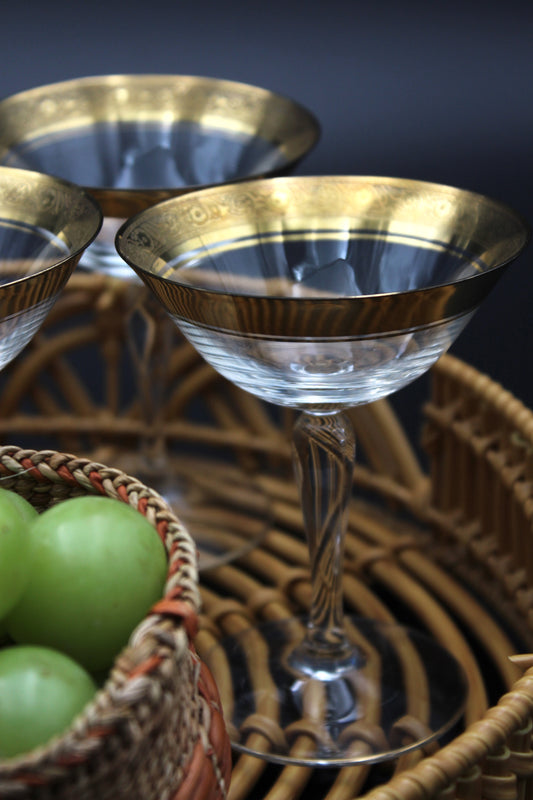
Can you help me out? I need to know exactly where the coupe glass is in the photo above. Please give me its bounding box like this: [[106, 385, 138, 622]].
[[0, 75, 320, 569], [119, 174, 530, 765], [0, 165, 101, 373]]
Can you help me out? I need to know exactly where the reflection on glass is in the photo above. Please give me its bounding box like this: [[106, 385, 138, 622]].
[[3, 121, 290, 192]]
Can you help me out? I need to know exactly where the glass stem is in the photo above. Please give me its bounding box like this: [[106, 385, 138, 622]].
[[292, 411, 356, 666], [127, 285, 174, 471]]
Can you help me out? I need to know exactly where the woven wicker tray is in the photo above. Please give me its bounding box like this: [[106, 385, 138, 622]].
[[1, 271, 533, 800]]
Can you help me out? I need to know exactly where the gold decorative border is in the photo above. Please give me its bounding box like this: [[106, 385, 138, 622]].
[[116, 176, 529, 337]]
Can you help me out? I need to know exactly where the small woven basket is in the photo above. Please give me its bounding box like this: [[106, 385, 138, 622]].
[[0, 446, 231, 800]]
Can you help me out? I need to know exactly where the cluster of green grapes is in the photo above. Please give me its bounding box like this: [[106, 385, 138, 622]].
[[0, 488, 168, 758]]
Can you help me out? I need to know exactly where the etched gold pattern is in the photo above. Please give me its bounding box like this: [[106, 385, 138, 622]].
[[116, 175, 530, 337], [0, 166, 102, 317], [0, 75, 320, 218]]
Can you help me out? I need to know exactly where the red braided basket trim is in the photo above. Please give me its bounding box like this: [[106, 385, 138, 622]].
[[56, 464, 79, 485], [19, 458, 48, 482], [150, 599, 199, 639], [87, 470, 107, 494], [171, 737, 217, 800]]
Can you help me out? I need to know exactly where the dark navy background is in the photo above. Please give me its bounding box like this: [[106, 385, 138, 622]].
[[3, 0, 533, 444]]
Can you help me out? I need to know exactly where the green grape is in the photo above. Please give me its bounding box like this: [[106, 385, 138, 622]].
[[0, 644, 97, 757], [0, 487, 34, 621], [1, 488, 38, 524], [6, 496, 168, 672]]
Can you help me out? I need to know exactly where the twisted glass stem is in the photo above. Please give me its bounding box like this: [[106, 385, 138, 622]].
[[127, 287, 175, 470], [292, 411, 356, 669]]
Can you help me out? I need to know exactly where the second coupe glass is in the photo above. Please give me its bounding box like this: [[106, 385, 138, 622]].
[[0, 75, 320, 568]]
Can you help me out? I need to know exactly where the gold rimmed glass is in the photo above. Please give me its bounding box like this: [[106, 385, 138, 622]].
[[116, 175, 530, 766], [0, 75, 320, 570], [0, 165, 101, 373]]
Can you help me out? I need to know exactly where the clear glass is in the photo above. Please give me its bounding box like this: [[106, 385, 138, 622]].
[[0, 74, 320, 570], [169, 236, 476, 409], [116, 175, 530, 766], [175, 316, 472, 410], [0, 222, 70, 371], [140, 240, 473, 763], [4, 121, 291, 279], [4, 121, 283, 566], [4, 120, 288, 192]]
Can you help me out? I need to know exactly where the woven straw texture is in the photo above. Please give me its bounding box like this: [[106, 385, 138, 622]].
[[0, 444, 231, 799], [1, 272, 533, 800]]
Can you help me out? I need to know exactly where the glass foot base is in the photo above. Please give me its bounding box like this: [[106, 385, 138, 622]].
[[114, 453, 271, 571], [209, 616, 466, 766]]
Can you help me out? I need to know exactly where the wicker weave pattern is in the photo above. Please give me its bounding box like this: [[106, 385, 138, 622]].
[[423, 355, 533, 647], [0, 447, 231, 800], [0, 275, 532, 798], [194, 353, 533, 800], [361, 355, 533, 800]]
